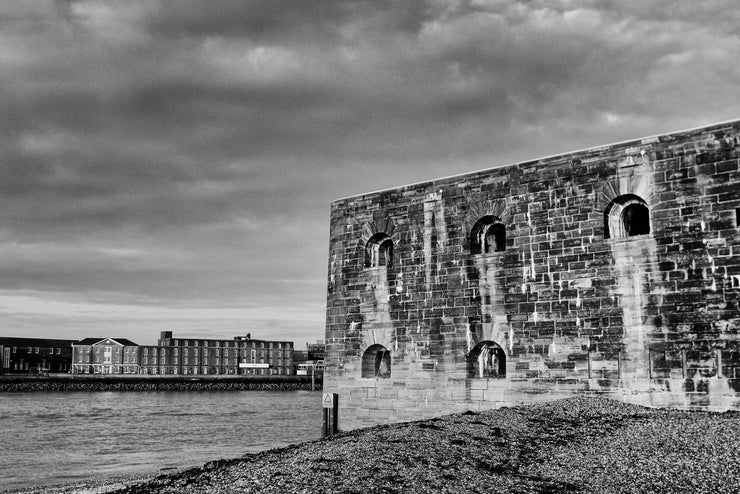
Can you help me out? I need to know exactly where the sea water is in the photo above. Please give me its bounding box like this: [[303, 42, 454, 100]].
[[0, 391, 321, 491]]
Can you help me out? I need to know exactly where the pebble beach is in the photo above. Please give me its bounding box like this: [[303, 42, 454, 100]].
[[11, 396, 740, 494]]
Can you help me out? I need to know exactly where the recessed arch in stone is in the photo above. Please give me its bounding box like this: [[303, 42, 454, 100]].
[[361, 344, 391, 378], [604, 194, 651, 239], [470, 216, 506, 254], [467, 341, 506, 378], [359, 218, 398, 266], [464, 200, 509, 251]]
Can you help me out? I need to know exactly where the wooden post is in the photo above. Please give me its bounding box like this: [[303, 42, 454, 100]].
[[332, 393, 338, 435], [322, 392, 338, 437]]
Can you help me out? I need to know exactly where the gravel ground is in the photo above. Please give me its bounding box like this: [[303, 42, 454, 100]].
[[5, 473, 159, 494], [16, 396, 740, 493]]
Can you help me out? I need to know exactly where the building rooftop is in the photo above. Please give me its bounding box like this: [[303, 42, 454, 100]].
[[76, 337, 139, 346], [0, 337, 77, 347]]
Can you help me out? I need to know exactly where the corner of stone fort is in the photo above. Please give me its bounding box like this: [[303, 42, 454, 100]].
[[323, 119, 740, 430]]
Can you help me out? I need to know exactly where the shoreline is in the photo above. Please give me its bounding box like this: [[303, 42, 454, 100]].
[[0, 375, 322, 392], [3, 472, 161, 494], [13, 396, 740, 493]]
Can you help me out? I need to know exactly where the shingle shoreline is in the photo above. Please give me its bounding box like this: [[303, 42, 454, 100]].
[[0, 375, 320, 392], [13, 396, 740, 493]]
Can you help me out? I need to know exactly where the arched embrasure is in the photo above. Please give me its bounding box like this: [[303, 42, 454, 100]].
[[467, 341, 506, 378], [470, 216, 506, 254], [604, 194, 650, 239], [365, 233, 394, 268], [361, 344, 391, 378]]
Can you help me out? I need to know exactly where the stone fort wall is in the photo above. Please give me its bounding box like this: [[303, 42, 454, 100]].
[[324, 119, 740, 431]]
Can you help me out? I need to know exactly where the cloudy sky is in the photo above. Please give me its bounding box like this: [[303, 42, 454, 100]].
[[2, 0, 739, 346]]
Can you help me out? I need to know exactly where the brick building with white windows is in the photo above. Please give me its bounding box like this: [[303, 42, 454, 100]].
[[138, 332, 294, 376], [71, 332, 294, 376], [0, 337, 75, 374], [71, 337, 140, 374]]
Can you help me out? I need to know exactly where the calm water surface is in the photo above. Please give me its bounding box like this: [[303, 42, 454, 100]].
[[0, 391, 322, 491]]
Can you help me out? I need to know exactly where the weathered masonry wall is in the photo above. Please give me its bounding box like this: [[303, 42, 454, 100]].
[[324, 120, 740, 431]]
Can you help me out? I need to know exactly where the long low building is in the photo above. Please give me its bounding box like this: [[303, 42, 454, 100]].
[[0, 337, 76, 374], [71, 332, 294, 376], [323, 119, 740, 430]]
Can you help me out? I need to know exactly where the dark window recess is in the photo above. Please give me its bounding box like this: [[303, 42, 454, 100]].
[[365, 233, 393, 268], [361, 344, 391, 378], [471, 216, 506, 254], [467, 341, 506, 378], [623, 203, 650, 236], [604, 194, 650, 239], [736, 208, 740, 227]]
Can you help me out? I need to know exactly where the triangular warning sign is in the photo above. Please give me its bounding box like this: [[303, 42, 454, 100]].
[[323, 393, 334, 408]]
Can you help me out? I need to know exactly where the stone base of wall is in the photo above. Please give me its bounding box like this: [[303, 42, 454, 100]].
[[326, 376, 740, 431]]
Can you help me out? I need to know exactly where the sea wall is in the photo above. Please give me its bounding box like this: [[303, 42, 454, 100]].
[[324, 119, 740, 430], [0, 375, 322, 392]]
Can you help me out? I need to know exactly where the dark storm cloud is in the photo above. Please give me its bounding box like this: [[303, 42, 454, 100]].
[[1, 0, 739, 343], [143, 0, 437, 41]]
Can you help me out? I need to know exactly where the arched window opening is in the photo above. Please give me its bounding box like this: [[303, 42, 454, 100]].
[[623, 203, 650, 236], [365, 233, 393, 268], [467, 341, 506, 378], [471, 216, 506, 254], [361, 344, 391, 378], [604, 195, 650, 239]]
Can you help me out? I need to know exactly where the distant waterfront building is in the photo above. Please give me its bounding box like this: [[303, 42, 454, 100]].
[[147, 332, 294, 376], [294, 340, 325, 376], [70, 332, 295, 376], [0, 337, 76, 374], [307, 340, 326, 361], [71, 337, 140, 374]]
